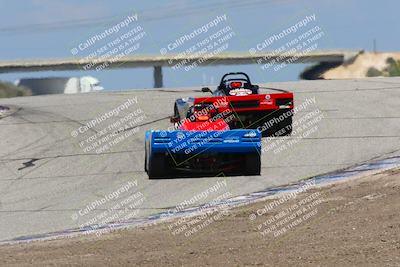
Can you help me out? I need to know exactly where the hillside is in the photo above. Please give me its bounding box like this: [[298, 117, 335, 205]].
[[322, 52, 400, 79]]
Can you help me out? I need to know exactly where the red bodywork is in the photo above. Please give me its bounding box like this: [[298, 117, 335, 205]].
[[178, 113, 229, 131], [193, 92, 294, 113], [171, 71, 294, 137], [191, 91, 294, 136]]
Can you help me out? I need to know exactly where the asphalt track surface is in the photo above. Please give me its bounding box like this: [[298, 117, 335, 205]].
[[1, 77, 400, 241]]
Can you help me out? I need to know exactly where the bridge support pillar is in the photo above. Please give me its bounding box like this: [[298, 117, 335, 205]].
[[153, 66, 163, 88]]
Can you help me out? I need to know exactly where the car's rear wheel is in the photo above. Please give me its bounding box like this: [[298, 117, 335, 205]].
[[148, 153, 166, 179], [276, 115, 292, 136], [144, 149, 148, 172], [245, 153, 261, 175]]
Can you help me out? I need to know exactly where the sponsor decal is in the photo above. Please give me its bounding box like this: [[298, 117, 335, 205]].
[[229, 88, 252, 96]]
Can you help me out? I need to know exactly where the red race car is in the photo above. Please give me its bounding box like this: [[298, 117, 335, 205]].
[[172, 72, 294, 137]]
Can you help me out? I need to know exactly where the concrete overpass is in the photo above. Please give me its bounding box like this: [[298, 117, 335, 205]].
[[0, 50, 362, 88]]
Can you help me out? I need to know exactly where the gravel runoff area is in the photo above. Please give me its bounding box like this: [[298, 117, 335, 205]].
[[1, 168, 399, 267]]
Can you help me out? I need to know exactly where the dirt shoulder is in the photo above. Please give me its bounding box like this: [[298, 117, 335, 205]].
[[1, 169, 400, 267]]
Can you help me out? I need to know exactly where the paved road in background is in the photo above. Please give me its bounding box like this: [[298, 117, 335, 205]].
[[1, 77, 399, 241]]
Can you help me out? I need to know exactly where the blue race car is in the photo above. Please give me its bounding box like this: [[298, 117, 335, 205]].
[[145, 106, 261, 178]]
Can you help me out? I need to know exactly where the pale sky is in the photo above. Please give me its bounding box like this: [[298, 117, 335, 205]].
[[0, 0, 397, 89]]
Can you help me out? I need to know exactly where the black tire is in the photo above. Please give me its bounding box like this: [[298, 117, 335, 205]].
[[277, 115, 292, 136], [174, 104, 180, 120], [245, 153, 261, 175], [148, 153, 166, 179], [144, 149, 148, 172], [261, 114, 292, 137], [260, 122, 276, 137]]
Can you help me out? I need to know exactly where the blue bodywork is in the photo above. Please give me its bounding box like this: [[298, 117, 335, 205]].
[[145, 129, 261, 156], [144, 129, 262, 177]]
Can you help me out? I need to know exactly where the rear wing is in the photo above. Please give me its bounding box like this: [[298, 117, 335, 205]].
[[193, 93, 294, 111], [146, 129, 261, 155]]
